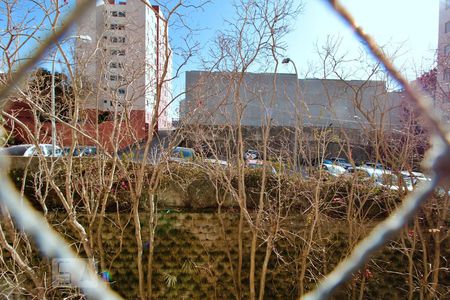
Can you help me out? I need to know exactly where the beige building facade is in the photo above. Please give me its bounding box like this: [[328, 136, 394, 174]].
[[437, 0, 450, 118], [76, 0, 172, 129], [180, 71, 403, 131]]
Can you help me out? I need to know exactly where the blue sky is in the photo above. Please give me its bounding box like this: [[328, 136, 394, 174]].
[[285, 0, 439, 77], [177, 0, 439, 77]]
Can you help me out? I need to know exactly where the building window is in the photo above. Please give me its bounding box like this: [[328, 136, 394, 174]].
[[110, 62, 124, 69], [110, 36, 126, 43], [447, 0, 450, 9], [110, 24, 125, 30], [118, 88, 126, 95], [111, 11, 126, 17], [446, 22, 450, 33], [110, 49, 125, 56], [108, 0, 127, 4], [444, 68, 450, 81], [445, 45, 450, 57], [108, 74, 124, 81]]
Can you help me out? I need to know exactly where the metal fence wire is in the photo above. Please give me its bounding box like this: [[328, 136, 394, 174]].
[[0, 0, 448, 299]]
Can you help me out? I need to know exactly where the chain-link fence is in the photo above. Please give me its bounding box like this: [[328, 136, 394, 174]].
[[0, 0, 447, 299]]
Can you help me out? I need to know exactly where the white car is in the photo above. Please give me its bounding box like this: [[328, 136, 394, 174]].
[[23, 144, 63, 157], [246, 159, 277, 174], [351, 166, 412, 191], [400, 171, 430, 185], [400, 171, 450, 196], [204, 158, 230, 167], [321, 163, 347, 177]]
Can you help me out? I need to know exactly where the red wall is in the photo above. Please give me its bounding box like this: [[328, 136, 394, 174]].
[[3, 101, 148, 152]]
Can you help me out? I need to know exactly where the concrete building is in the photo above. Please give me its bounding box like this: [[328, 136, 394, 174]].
[[180, 71, 403, 131], [76, 0, 172, 130], [437, 0, 450, 117]]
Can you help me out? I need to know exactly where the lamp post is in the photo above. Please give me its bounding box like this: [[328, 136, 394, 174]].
[[51, 35, 91, 156], [282, 57, 301, 171]]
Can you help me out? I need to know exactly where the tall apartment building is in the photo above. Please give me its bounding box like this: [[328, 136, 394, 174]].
[[437, 0, 450, 118], [76, 0, 172, 130]]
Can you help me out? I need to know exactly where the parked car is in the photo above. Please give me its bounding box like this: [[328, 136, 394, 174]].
[[0, 144, 34, 156], [244, 149, 261, 160], [350, 166, 411, 191], [64, 146, 97, 157], [310, 158, 333, 166], [399, 171, 450, 196], [320, 163, 347, 177], [0, 144, 63, 157], [204, 158, 230, 167], [0, 144, 62, 157], [329, 157, 353, 169], [400, 171, 430, 186], [363, 162, 388, 170], [170, 147, 196, 162], [23, 144, 63, 157], [246, 159, 277, 174]]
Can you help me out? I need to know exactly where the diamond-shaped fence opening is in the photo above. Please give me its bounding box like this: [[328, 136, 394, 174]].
[[0, 1, 448, 300]]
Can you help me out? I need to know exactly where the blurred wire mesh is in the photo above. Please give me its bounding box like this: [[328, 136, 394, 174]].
[[0, 0, 447, 299], [0, 0, 122, 299], [304, 1, 450, 299]]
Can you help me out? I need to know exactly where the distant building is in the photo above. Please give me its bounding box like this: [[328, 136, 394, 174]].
[[2, 1, 173, 151], [180, 71, 403, 130], [76, 0, 172, 130], [437, 0, 450, 118]]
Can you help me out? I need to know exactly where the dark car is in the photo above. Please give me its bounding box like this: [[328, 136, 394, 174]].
[[244, 149, 261, 160], [311, 158, 334, 166], [363, 162, 388, 170]]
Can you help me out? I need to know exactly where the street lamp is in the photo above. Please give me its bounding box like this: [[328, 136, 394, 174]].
[[51, 35, 91, 156], [282, 58, 298, 75], [282, 57, 301, 171]]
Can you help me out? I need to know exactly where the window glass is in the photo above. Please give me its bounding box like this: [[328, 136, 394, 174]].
[[110, 24, 124, 30], [111, 36, 125, 43], [111, 11, 126, 17], [110, 49, 125, 56], [445, 68, 450, 81], [445, 45, 450, 56]]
